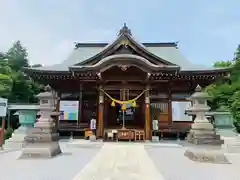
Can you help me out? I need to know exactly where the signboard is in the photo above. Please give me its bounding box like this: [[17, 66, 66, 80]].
[[172, 101, 192, 122], [59, 101, 79, 121], [0, 98, 7, 117]]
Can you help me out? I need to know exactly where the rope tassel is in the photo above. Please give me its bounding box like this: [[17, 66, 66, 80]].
[[121, 104, 126, 110], [111, 101, 115, 107], [132, 101, 136, 108]]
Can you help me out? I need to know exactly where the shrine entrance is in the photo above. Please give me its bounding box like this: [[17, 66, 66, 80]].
[[102, 88, 147, 141], [104, 89, 145, 130], [97, 63, 152, 140]]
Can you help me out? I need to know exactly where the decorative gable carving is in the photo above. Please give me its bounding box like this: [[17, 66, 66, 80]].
[[113, 45, 134, 54], [74, 24, 179, 67]]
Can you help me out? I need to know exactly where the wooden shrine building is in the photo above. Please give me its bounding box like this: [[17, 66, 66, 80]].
[[24, 24, 230, 140]]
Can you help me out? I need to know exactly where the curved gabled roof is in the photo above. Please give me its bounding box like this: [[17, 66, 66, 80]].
[[75, 24, 177, 66], [69, 54, 179, 73], [24, 24, 229, 73]]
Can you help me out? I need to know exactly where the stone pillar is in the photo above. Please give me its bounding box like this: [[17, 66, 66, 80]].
[[4, 108, 38, 150], [19, 85, 62, 159], [184, 85, 228, 164], [97, 88, 104, 138], [145, 86, 151, 140]]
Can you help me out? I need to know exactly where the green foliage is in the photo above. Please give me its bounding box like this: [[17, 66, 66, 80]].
[[0, 74, 13, 98], [4, 128, 13, 140], [0, 41, 42, 103], [214, 60, 232, 68], [207, 44, 240, 132], [6, 41, 29, 71]]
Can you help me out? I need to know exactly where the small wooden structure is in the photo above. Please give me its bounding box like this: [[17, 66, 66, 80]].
[[23, 24, 230, 140]]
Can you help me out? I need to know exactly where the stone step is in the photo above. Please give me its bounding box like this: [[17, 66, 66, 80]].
[[192, 134, 221, 140], [193, 138, 224, 145]]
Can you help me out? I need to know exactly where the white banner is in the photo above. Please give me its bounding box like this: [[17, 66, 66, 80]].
[[172, 101, 192, 122], [0, 98, 8, 117]]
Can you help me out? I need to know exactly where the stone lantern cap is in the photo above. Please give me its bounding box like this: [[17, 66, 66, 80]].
[[36, 85, 56, 98], [187, 85, 211, 100]]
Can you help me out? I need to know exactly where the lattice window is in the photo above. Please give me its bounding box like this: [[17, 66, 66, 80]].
[[150, 102, 168, 113]]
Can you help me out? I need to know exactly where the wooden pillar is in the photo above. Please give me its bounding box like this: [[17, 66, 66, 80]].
[[145, 85, 151, 140], [168, 84, 172, 124], [78, 84, 83, 125], [97, 86, 104, 138]]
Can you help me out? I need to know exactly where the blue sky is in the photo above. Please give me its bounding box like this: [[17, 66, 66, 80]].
[[0, 0, 239, 66]]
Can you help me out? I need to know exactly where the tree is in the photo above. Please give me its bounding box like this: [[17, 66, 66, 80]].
[[206, 44, 240, 132], [0, 41, 41, 103], [213, 60, 232, 68], [0, 54, 13, 98], [0, 56, 12, 75], [6, 41, 29, 71], [0, 74, 12, 98], [231, 44, 240, 82]]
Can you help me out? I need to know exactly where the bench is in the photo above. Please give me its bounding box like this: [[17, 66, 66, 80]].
[[158, 123, 191, 139]]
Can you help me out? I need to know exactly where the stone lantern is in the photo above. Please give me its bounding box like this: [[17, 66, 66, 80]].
[[20, 85, 61, 159], [186, 85, 223, 145], [184, 85, 229, 164]]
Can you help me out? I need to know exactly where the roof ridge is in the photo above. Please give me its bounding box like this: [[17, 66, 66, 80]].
[[75, 42, 177, 48]]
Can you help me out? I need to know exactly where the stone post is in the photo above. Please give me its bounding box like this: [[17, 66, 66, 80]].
[[4, 107, 38, 150], [19, 85, 62, 159], [184, 85, 229, 164]]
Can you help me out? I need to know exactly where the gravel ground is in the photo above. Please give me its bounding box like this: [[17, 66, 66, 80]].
[[146, 146, 240, 180], [0, 142, 100, 180]]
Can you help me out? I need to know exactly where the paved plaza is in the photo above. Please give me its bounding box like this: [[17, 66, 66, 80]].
[[0, 140, 240, 180]]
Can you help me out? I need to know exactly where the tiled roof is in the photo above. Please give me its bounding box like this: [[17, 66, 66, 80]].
[[28, 44, 218, 72], [26, 24, 226, 72]]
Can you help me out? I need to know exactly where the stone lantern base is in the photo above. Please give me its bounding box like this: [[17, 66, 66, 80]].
[[187, 131, 224, 145], [19, 120, 61, 159], [186, 121, 224, 145], [184, 120, 227, 164], [184, 146, 230, 164]]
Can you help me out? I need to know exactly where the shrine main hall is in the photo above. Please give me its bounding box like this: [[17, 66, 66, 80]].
[[24, 24, 229, 140]]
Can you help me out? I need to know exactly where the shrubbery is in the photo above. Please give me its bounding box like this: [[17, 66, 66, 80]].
[[4, 128, 13, 140]]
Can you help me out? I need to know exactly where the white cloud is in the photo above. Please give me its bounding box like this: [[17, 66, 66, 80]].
[[0, 0, 116, 66]]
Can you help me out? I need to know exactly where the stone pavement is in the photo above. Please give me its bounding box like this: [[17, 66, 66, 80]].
[[0, 141, 100, 180], [72, 143, 164, 180], [146, 145, 240, 180], [1, 140, 240, 180]]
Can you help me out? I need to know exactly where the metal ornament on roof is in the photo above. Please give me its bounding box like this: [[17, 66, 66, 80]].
[[118, 23, 132, 36]]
